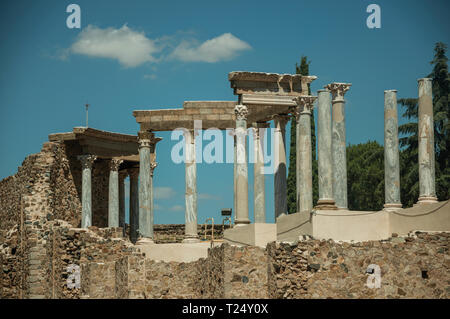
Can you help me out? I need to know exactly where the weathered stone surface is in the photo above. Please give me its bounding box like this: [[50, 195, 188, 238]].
[[384, 90, 402, 209]]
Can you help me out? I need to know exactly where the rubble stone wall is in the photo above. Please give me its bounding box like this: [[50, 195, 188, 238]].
[[267, 232, 449, 299]]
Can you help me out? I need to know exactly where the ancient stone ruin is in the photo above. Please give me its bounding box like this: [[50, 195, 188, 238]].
[[0, 71, 448, 299]]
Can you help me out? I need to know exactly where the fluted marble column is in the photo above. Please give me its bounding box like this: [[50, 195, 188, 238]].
[[253, 122, 268, 223], [108, 158, 123, 227], [234, 104, 250, 226], [274, 114, 290, 218], [138, 131, 161, 243], [294, 96, 316, 213], [417, 78, 438, 204], [78, 154, 97, 228], [128, 168, 139, 243], [326, 82, 352, 209], [384, 90, 402, 210], [183, 129, 199, 242], [316, 90, 337, 209]]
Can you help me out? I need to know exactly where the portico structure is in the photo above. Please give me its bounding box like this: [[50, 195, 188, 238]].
[[133, 72, 318, 245]]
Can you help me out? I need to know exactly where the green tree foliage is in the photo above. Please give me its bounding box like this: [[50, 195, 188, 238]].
[[398, 42, 450, 206], [430, 42, 450, 201], [347, 141, 385, 211], [287, 56, 318, 213]]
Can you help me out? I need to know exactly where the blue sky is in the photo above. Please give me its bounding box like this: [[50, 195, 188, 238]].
[[1, 0, 449, 224]]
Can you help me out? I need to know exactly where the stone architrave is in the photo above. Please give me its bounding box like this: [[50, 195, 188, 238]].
[[183, 129, 200, 243], [108, 158, 123, 228], [77, 154, 97, 228], [384, 90, 402, 210], [234, 104, 250, 226], [273, 114, 290, 218], [315, 89, 337, 210], [253, 122, 269, 223], [417, 78, 438, 204], [293, 96, 317, 213], [138, 131, 161, 243], [128, 168, 139, 243], [325, 82, 351, 209]]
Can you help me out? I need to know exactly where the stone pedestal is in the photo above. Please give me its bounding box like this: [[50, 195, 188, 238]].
[[316, 89, 337, 210], [108, 159, 123, 227], [78, 155, 97, 228], [224, 223, 277, 248], [417, 78, 438, 204], [384, 90, 402, 211], [183, 129, 200, 243], [294, 96, 317, 213], [253, 122, 268, 223], [273, 114, 289, 218], [326, 83, 351, 209], [234, 104, 250, 226]]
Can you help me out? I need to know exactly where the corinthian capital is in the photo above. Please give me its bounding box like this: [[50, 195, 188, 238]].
[[294, 96, 317, 116], [234, 104, 249, 121], [109, 158, 123, 171], [324, 83, 351, 102], [138, 130, 154, 148], [78, 155, 97, 170]]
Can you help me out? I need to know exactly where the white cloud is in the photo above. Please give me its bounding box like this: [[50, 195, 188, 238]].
[[154, 187, 176, 199], [198, 193, 221, 200], [143, 74, 157, 80], [70, 24, 159, 67], [169, 205, 184, 212], [170, 33, 251, 63]]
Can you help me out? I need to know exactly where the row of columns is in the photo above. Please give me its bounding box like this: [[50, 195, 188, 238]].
[[383, 78, 438, 208], [77, 77, 437, 242], [77, 154, 142, 236]]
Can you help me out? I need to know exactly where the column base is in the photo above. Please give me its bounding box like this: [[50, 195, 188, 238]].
[[383, 203, 403, 211], [417, 196, 438, 204], [234, 219, 251, 226], [182, 236, 200, 243], [136, 237, 155, 245], [314, 199, 338, 210]]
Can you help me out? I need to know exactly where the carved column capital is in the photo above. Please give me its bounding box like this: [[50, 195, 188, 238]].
[[78, 155, 97, 169], [294, 95, 317, 117], [110, 158, 123, 171], [234, 104, 249, 121], [324, 83, 351, 102]]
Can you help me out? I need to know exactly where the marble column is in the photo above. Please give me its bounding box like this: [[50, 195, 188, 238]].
[[294, 96, 317, 213], [119, 171, 127, 234], [384, 90, 403, 210], [138, 131, 161, 243], [108, 158, 123, 227], [233, 133, 237, 219], [316, 89, 337, 209], [78, 154, 97, 228], [326, 83, 352, 209], [128, 167, 139, 243], [183, 129, 199, 242], [417, 78, 438, 204], [234, 104, 250, 226], [253, 122, 268, 223], [273, 114, 290, 218]]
